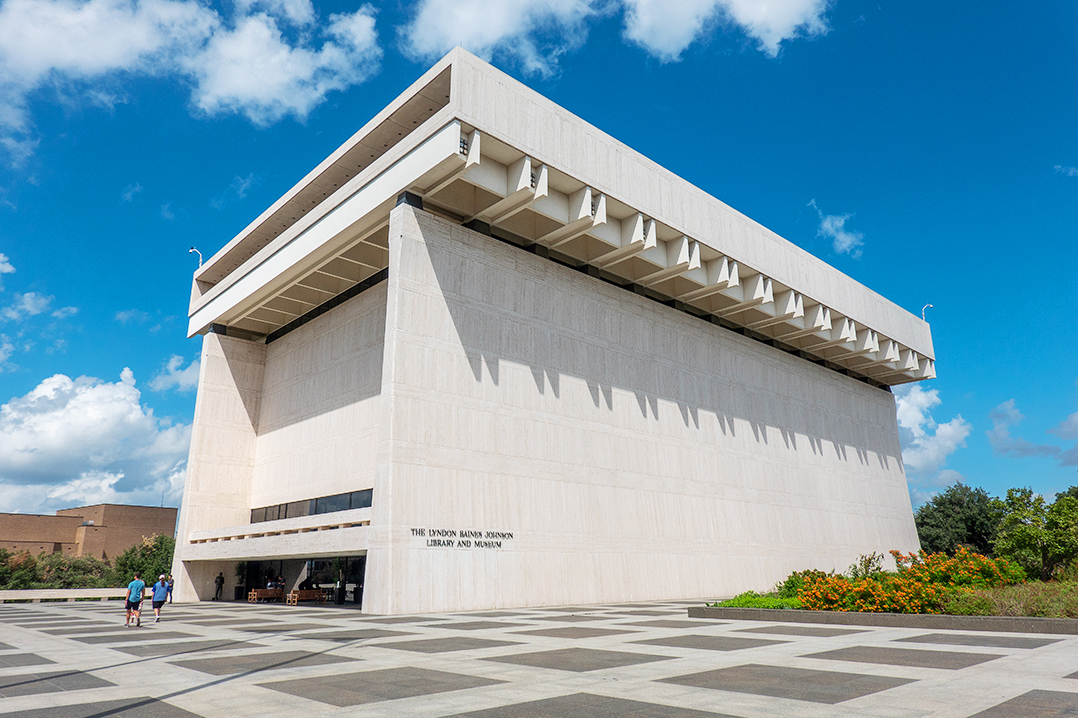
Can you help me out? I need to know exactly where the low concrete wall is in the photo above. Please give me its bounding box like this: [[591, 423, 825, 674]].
[[0, 588, 129, 603], [688, 606, 1078, 635]]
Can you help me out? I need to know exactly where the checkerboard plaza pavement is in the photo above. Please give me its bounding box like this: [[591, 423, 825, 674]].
[[1, 600, 1077, 718]]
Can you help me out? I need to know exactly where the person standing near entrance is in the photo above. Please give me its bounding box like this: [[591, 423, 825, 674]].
[[150, 575, 169, 622], [213, 572, 225, 600], [167, 574, 174, 603], [125, 572, 145, 627]]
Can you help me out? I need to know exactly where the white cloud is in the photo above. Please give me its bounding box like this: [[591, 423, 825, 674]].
[[0, 0, 382, 163], [622, 0, 829, 60], [160, 202, 175, 220], [400, 0, 830, 72], [400, 0, 594, 75], [1054, 165, 1078, 177], [0, 334, 13, 367], [115, 308, 150, 324], [182, 8, 381, 125], [120, 182, 142, 202], [1050, 411, 1078, 442], [1, 291, 52, 321], [150, 355, 200, 392], [211, 172, 260, 209], [894, 383, 971, 483], [51, 306, 78, 318], [0, 368, 190, 513], [0, 252, 13, 290], [987, 399, 1061, 459], [808, 199, 864, 257]]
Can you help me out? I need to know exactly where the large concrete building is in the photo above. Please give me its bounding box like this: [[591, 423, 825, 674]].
[[172, 49, 933, 612], [0, 504, 177, 560]]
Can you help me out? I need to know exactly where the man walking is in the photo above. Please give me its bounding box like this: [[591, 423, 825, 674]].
[[150, 575, 169, 622], [213, 572, 225, 601], [125, 572, 145, 627]]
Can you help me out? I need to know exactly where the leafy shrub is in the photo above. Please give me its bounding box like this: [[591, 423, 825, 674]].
[[111, 534, 176, 586], [847, 552, 886, 580], [941, 590, 994, 616], [775, 569, 831, 598], [976, 581, 1078, 618], [799, 548, 1024, 614], [710, 591, 802, 609]]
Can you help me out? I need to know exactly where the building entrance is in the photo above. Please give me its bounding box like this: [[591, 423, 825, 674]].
[[245, 555, 366, 605]]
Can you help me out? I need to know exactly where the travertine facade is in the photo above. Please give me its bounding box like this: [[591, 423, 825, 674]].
[[172, 49, 929, 611]]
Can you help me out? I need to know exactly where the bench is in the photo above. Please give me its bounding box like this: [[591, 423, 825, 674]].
[[286, 589, 328, 606], [247, 588, 284, 603]]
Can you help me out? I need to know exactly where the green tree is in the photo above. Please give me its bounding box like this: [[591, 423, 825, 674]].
[[993, 488, 1078, 581], [5, 552, 40, 589], [1056, 486, 1078, 502], [915, 483, 1003, 555], [36, 553, 114, 589], [111, 535, 176, 586]]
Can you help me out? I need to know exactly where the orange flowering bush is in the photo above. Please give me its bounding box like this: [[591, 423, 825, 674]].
[[798, 548, 1025, 614]]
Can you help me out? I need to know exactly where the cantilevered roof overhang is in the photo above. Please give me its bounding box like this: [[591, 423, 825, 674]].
[[188, 48, 935, 388]]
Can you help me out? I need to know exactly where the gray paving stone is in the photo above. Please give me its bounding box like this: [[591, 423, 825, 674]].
[[113, 639, 263, 657], [228, 622, 333, 633], [735, 625, 869, 637], [483, 647, 673, 672], [0, 653, 55, 668], [620, 620, 723, 629], [0, 643, 13, 651], [0, 697, 203, 718], [73, 630, 196, 644], [357, 615, 448, 624], [603, 610, 682, 617], [177, 618, 282, 627], [896, 633, 1062, 649], [0, 670, 114, 697], [288, 628, 414, 642], [803, 645, 1004, 670], [511, 626, 638, 639], [659, 663, 916, 704], [443, 691, 736, 717], [528, 615, 608, 623], [425, 621, 532, 630], [459, 611, 531, 618], [258, 666, 504, 706], [170, 649, 358, 675], [632, 634, 789, 651], [371, 637, 522, 653], [968, 689, 1078, 717], [42, 625, 133, 636]]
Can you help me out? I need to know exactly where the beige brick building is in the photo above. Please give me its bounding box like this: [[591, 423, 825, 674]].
[[0, 504, 177, 561]]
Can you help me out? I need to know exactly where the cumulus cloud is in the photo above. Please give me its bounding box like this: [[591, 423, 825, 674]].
[[894, 384, 971, 497], [808, 199, 863, 257], [183, 8, 380, 125], [149, 355, 200, 392], [400, 0, 830, 72], [400, 0, 594, 75], [1050, 411, 1078, 442], [0, 252, 14, 289], [0, 0, 382, 163], [987, 399, 1061, 459], [0, 368, 190, 513], [51, 306, 78, 319], [622, 0, 829, 60], [1, 291, 52, 321], [0, 334, 13, 367]]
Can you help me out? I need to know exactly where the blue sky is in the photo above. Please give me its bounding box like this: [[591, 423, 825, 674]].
[[0, 0, 1075, 515]]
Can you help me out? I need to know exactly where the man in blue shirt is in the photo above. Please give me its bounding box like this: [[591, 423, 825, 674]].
[[150, 575, 170, 622], [125, 573, 146, 628]]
